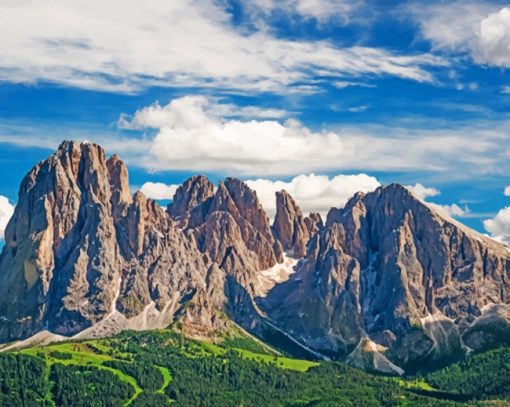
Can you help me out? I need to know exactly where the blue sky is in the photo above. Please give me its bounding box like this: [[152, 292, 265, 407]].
[[1, 0, 510, 241]]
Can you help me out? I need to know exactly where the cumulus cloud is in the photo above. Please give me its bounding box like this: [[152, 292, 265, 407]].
[[406, 183, 469, 219], [0, 0, 445, 93], [0, 196, 14, 240], [118, 96, 288, 130], [406, 183, 440, 200], [117, 95, 504, 177], [483, 184, 510, 243], [409, 3, 510, 68], [484, 207, 510, 243], [138, 174, 470, 222], [140, 182, 179, 201], [246, 173, 380, 217], [428, 203, 470, 219]]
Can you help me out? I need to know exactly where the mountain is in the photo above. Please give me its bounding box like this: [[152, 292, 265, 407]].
[[1, 141, 510, 375], [260, 184, 510, 372]]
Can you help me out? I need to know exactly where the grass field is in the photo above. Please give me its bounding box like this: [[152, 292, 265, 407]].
[[13, 331, 320, 406], [20, 341, 143, 405], [156, 366, 172, 394]]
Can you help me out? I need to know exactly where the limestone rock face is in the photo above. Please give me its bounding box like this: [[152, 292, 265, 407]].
[[3, 142, 510, 374], [272, 190, 311, 258], [304, 212, 323, 236], [0, 141, 208, 341], [170, 176, 283, 294], [261, 184, 510, 370], [167, 175, 214, 221]]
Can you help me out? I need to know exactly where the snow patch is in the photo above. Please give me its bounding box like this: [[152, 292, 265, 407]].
[[256, 255, 298, 297]]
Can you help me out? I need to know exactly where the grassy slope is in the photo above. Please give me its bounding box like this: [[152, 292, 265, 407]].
[[156, 366, 172, 394], [20, 341, 143, 405], [12, 330, 321, 406], [200, 340, 319, 372], [13, 329, 510, 406]]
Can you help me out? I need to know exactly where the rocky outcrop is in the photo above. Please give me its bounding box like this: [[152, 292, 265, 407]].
[[260, 184, 510, 371], [272, 190, 310, 258], [170, 176, 284, 295], [0, 141, 210, 342], [3, 142, 510, 374], [167, 175, 214, 222], [304, 212, 323, 236]]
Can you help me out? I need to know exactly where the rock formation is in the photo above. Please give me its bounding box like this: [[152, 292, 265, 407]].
[[169, 177, 283, 293], [272, 190, 310, 258], [2, 142, 510, 374], [0, 141, 209, 341], [260, 184, 510, 372]]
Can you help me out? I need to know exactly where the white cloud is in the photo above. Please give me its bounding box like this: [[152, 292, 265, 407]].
[[139, 182, 179, 201], [246, 173, 380, 217], [502, 86, 510, 94], [479, 7, 510, 67], [118, 96, 288, 130], [406, 183, 469, 219], [0, 0, 444, 93], [0, 196, 14, 240], [406, 183, 440, 200], [347, 105, 369, 113], [117, 95, 504, 177], [484, 207, 510, 243], [333, 81, 376, 89], [429, 203, 470, 219], [484, 185, 510, 243], [410, 3, 510, 68]]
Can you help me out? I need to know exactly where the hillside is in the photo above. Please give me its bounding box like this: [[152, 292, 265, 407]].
[[0, 329, 476, 406]]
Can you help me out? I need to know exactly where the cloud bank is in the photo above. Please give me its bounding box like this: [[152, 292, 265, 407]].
[[118, 95, 505, 177], [410, 2, 510, 68], [484, 186, 510, 244], [0, 0, 444, 93], [246, 173, 380, 217], [139, 182, 179, 201], [484, 207, 510, 244], [0, 196, 14, 240]]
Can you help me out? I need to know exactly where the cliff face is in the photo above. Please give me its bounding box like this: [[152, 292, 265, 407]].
[[260, 184, 510, 371], [168, 177, 283, 293], [0, 141, 209, 341], [272, 190, 321, 258], [2, 142, 510, 374]]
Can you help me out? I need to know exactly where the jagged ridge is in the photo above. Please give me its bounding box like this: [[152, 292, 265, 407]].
[[2, 142, 510, 375]]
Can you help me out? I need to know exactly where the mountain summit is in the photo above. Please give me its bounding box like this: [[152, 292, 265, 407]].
[[1, 141, 510, 374]]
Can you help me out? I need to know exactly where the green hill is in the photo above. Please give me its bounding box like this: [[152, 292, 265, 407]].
[[0, 329, 500, 406]]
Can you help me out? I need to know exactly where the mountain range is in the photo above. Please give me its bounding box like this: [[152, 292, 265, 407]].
[[1, 140, 510, 375]]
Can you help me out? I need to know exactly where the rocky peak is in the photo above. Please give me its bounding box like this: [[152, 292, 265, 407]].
[[168, 175, 214, 219], [304, 212, 323, 236], [0, 141, 210, 342], [107, 154, 131, 220], [272, 190, 310, 258], [262, 182, 510, 371]]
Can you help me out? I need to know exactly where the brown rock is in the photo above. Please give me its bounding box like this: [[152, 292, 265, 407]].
[[261, 183, 510, 370], [272, 190, 310, 258], [0, 141, 209, 341]]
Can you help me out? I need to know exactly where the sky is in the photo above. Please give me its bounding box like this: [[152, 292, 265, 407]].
[[1, 0, 510, 242]]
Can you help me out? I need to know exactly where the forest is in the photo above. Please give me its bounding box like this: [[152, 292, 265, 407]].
[[0, 329, 508, 406]]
